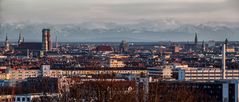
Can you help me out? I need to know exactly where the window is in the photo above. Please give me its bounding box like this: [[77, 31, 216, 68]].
[[22, 97, 25, 101], [27, 98, 30, 101], [17, 97, 20, 101]]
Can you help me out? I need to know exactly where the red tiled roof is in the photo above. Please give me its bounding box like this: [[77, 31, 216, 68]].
[[19, 42, 42, 50], [96, 45, 113, 52]]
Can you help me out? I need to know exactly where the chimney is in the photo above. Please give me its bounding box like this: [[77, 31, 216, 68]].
[[222, 43, 226, 79]]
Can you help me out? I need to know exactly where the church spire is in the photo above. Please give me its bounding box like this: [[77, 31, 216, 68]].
[[18, 33, 23, 45], [225, 38, 228, 45], [4, 34, 10, 52], [5, 34, 8, 41], [224, 38, 228, 50], [22, 37, 25, 42], [194, 32, 198, 45], [201, 40, 205, 52], [55, 35, 58, 48]]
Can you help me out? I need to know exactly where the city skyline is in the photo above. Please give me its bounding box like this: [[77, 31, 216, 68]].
[[0, 0, 239, 42], [1, 1, 239, 101], [0, 21, 238, 42]]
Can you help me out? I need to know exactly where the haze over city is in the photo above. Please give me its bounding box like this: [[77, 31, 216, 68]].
[[0, 0, 239, 42]]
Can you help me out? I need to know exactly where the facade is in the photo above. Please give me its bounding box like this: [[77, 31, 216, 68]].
[[108, 59, 126, 68], [148, 66, 173, 78], [0, 73, 11, 80], [9, 69, 40, 80], [0, 65, 147, 80], [151, 80, 239, 102], [15, 94, 38, 102], [109, 54, 129, 59], [0, 95, 14, 102], [175, 67, 239, 81], [14, 93, 59, 102], [18, 42, 42, 51], [173, 43, 239, 81], [95, 45, 113, 54], [226, 47, 235, 52], [20, 77, 73, 93], [42, 29, 52, 52], [41, 65, 51, 77], [59, 68, 147, 76], [17, 42, 43, 58]]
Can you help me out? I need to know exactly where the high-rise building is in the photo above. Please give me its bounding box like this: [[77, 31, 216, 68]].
[[42, 29, 52, 51]]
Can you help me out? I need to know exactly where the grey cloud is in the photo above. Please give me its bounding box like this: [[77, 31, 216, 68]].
[[108, 3, 226, 14], [98, 1, 239, 23]]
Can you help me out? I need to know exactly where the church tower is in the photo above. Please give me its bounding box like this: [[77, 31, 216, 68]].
[[18, 33, 23, 45], [194, 33, 198, 46], [4, 35, 10, 52]]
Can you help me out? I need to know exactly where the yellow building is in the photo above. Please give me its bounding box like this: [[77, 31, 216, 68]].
[[110, 54, 129, 59], [0, 73, 11, 80], [0, 95, 14, 102], [10, 69, 40, 80], [226, 47, 235, 52], [1, 66, 147, 80], [60, 68, 147, 76], [108, 59, 126, 68]]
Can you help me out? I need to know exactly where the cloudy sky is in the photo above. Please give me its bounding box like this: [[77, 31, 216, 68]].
[[1, 0, 239, 24]]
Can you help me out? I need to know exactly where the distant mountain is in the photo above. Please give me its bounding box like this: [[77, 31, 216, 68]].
[[1, 20, 239, 42]]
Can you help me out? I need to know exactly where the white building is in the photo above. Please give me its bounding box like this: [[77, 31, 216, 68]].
[[148, 65, 173, 79], [15, 93, 59, 102], [15, 94, 39, 102], [175, 67, 239, 81], [41, 65, 51, 76]]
